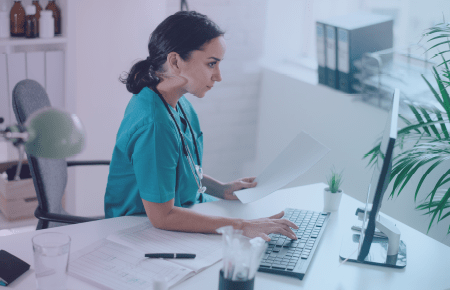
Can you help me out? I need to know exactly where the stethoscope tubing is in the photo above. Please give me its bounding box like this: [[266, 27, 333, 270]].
[[153, 87, 205, 193]]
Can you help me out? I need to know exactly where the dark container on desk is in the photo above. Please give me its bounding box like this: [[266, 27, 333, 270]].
[[219, 269, 254, 290]]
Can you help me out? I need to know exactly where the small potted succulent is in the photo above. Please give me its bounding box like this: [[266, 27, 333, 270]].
[[324, 167, 344, 212]]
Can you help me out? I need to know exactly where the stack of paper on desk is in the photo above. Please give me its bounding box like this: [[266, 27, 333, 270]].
[[68, 222, 222, 290]]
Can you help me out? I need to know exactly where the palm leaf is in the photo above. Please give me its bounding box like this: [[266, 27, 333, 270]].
[[407, 104, 432, 135], [424, 169, 450, 206], [415, 157, 450, 201], [434, 110, 449, 138], [422, 75, 445, 108], [427, 40, 450, 52], [419, 107, 441, 139], [397, 156, 441, 196], [416, 198, 450, 233], [433, 67, 450, 115]]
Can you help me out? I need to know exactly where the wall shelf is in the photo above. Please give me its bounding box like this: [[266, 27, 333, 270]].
[[0, 36, 67, 47]]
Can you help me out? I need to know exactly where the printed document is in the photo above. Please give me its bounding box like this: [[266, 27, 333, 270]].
[[235, 131, 330, 203], [69, 222, 222, 290]]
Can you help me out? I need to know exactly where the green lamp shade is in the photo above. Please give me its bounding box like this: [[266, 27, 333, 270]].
[[24, 108, 86, 158]]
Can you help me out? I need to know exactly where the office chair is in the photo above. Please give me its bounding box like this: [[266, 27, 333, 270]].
[[12, 79, 110, 230]]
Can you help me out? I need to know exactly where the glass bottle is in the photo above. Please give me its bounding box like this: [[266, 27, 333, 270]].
[[25, 5, 37, 38], [10, 0, 25, 37], [45, 0, 60, 36], [32, 0, 41, 36]]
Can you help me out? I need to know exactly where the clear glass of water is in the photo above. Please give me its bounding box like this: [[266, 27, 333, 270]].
[[32, 232, 71, 290]]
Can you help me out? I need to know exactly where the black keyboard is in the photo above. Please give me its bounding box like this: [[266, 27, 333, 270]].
[[258, 208, 330, 280]]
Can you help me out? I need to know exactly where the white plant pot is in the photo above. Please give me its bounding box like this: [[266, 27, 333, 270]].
[[323, 187, 343, 212]]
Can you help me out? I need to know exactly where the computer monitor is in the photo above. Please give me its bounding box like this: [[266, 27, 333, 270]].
[[339, 88, 406, 268]]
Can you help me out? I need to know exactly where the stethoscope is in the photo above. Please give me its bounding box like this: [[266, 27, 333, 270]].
[[153, 88, 207, 195]]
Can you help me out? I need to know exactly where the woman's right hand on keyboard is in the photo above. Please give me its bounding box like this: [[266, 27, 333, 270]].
[[239, 211, 298, 241]]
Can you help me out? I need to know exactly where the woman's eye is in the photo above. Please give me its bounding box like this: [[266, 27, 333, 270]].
[[208, 62, 217, 68]]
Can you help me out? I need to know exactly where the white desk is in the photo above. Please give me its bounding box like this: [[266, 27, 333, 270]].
[[1, 183, 450, 290]]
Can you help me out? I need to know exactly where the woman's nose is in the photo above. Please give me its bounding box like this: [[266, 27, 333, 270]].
[[212, 69, 222, 82]]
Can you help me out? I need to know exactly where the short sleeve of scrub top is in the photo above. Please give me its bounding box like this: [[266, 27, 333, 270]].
[[104, 87, 215, 219], [130, 122, 179, 203]]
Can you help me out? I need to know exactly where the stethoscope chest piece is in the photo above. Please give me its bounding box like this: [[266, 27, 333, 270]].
[[195, 165, 203, 180]]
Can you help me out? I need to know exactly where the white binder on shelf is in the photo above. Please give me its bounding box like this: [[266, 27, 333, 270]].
[[316, 22, 327, 85], [0, 54, 9, 126], [337, 28, 350, 91], [6, 53, 26, 125], [45, 50, 65, 110], [26, 51, 45, 89], [325, 25, 337, 89], [321, 13, 393, 93]]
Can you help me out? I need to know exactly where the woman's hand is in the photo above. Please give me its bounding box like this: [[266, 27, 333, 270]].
[[239, 211, 298, 241], [223, 177, 257, 200]]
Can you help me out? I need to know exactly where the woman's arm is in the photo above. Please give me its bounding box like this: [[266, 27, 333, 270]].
[[142, 198, 298, 241], [202, 174, 257, 200]]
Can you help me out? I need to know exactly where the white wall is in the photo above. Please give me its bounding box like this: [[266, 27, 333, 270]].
[[253, 66, 450, 247], [166, 0, 267, 183], [67, 0, 166, 216]]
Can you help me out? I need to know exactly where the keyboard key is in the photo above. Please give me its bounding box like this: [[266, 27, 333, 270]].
[[272, 264, 286, 270], [260, 263, 272, 268]]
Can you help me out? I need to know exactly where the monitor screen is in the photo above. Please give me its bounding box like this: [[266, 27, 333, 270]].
[[357, 89, 400, 261]]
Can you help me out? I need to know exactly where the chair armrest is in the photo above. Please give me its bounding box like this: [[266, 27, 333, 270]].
[[35, 207, 103, 224], [67, 160, 110, 167]]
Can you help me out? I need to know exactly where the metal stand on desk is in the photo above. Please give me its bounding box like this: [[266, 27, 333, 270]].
[[339, 206, 407, 268]]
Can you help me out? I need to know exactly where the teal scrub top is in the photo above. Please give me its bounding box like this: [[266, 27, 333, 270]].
[[104, 87, 213, 218]]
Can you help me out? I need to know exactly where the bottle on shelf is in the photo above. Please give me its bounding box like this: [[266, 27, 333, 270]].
[[25, 5, 37, 39], [32, 0, 42, 37], [45, 0, 60, 36], [10, 0, 25, 37], [39, 10, 53, 38]]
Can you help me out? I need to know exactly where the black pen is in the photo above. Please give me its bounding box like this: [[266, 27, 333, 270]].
[[145, 253, 196, 259]]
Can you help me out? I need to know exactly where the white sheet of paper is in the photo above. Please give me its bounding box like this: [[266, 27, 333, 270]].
[[107, 222, 222, 272], [235, 131, 330, 203], [69, 239, 194, 290]]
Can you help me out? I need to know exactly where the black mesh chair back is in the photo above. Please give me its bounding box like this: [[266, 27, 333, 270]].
[[12, 79, 68, 229], [12, 79, 107, 229]]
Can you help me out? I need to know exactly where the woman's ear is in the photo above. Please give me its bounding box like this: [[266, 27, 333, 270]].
[[166, 52, 182, 75]]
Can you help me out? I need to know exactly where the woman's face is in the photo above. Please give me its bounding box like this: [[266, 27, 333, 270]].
[[179, 36, 226, 98]]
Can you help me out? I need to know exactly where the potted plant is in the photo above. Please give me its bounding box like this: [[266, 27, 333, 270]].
[[364, 20, 450, 234], [324, 167, 344, 212]]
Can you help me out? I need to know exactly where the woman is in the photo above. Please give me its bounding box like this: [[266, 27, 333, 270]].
[[105, 11, 297, 241]]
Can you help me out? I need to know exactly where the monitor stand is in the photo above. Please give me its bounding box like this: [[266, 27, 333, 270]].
[[339, 212, 407, 268]]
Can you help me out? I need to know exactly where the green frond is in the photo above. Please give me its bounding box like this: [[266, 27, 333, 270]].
[[422, 75, 445, 108], [415, 159, 447, 201], [434, 110, 450, 138], [419, 107, 441, 139], [433, 67, 450, 116]]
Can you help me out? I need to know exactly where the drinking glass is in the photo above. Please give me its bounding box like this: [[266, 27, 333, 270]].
[[32, 232, 71, 290]]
